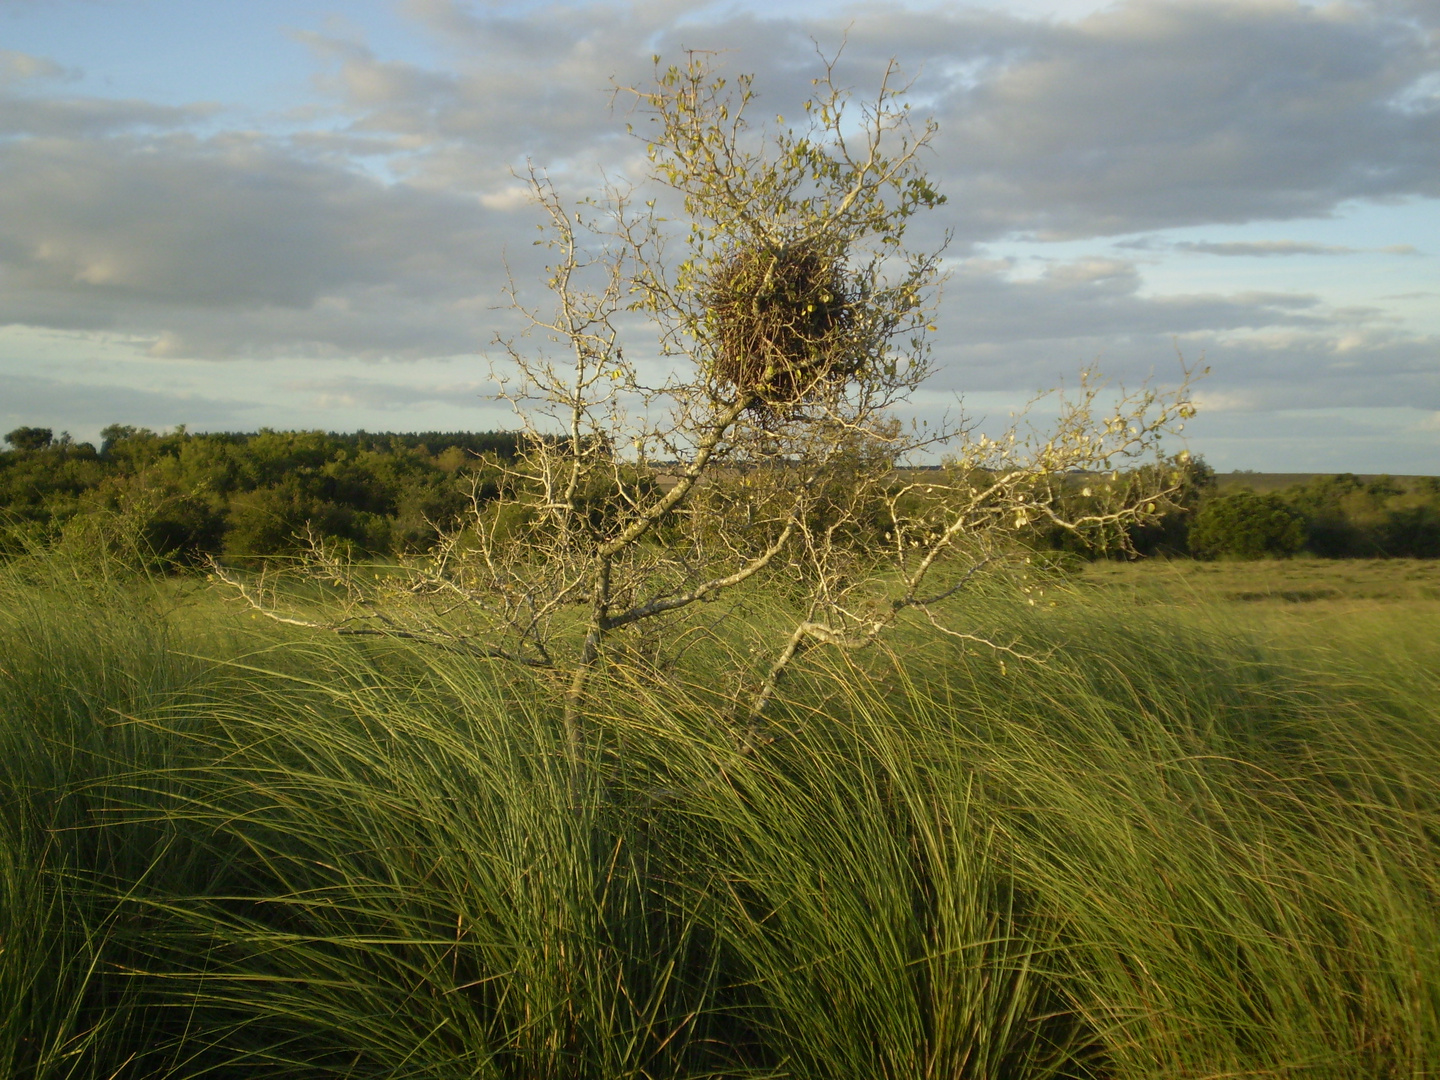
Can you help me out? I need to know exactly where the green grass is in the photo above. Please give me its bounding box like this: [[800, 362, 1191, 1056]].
[[2, 549, 1437, 1078], [1077, 554, 1440, 605]]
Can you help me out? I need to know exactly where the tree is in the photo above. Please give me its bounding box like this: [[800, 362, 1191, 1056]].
[[1189, 490, 1305, 559], [217, 52, 1197, 747], [5, 427, 53, 452], [1380, 504, 1440, 558]]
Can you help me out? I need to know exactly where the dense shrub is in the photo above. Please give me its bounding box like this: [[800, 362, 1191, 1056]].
[[1, 426, 520, 565], [1035, 468, 1440, 562], [1189, 490, 1306, 559], [1126, 455, 1217, 556], [1380, 504, 1440, 558], [1283, 473, 1440, 558], [61, 474, 227, 569]]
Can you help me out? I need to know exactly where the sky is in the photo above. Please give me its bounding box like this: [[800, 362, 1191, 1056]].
[[0, 0, 1437, 472]]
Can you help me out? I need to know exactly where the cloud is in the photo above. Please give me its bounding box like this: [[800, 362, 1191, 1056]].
[[279, 375, 493, 411], [0, 49, 66, 86], [0, 95, 211, 137], [925, 255, 1440, 414], [0, 132, 505, 306], [0, 122, 530, 358], [0, 49, 212, 136], [1181, 405, 1440, 474], [0, 0, 1435, 455], [1175, 241, 1362, 257], [923, 0, 1440, 238], [1120, 238, 1426, 256], [936, 255, 1334, 350], [0, 371, 260, 435], [300, 0, 1440, 244]]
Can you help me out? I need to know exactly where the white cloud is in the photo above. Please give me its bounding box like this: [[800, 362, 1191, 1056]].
[[1190, 390, 1256, 413]]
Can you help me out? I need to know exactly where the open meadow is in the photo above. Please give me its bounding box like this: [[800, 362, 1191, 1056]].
[[2, 551, 1438, 1079], [7, 6, 1439, 1076]]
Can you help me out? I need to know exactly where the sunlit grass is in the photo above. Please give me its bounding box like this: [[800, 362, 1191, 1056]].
[[2, 550, 1437, 1078]]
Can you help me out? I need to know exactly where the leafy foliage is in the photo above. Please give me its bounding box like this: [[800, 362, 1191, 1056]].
[[1029, 463, 1440, 561], [1188, 490, 1307, 559], [0, 427, 524, 564], [4, 426, 55, 452]]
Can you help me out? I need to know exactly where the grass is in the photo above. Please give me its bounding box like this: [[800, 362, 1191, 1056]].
[[1, 549, 1437, 1078], [1077, 554, 1440, 605]]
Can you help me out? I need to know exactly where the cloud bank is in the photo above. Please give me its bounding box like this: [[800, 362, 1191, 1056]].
[[0, 0, 1436, 468]]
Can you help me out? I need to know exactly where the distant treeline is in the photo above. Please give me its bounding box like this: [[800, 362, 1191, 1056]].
[[0, 424, 525, 564], [1042, 460, 1440, 560], [4, 424, 1438, 564]]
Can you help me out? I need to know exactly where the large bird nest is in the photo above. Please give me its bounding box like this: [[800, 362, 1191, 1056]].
[[704, 242, 858, 411]]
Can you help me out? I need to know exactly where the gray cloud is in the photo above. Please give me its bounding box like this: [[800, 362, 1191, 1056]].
[[939, 256, 1342, 347], [0, 371, 260, 436], [924, 255, 1439, 414], [0, 49, 66, 86], [0, 132, 506, 307], [0, 48, 210, 135], [1175, 241, 1362, 257], [0, 0, 1435, 465], [280, 374, 493, 411], [0, 95, 211, 137], [0, 119, 534, 358], [924, 0, 1440, 238], [935, 324, 1440, 429], [1183, 408, 1440, 474], [296, 1, 1440, 243], [1119, 238, 1425, 256]]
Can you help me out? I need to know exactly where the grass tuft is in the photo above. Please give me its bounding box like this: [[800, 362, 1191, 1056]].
[[1, 553, 1437, 1077]]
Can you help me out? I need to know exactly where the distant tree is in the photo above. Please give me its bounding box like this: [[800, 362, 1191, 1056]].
[[1189, 490, 1306, 559], [1379, 505, 1440, 559], [1365, 475, 1404, 499], [1125, 452, 1216, 556], [5, 427, 53, 452], [1284, 473, 1368, 557], [99, 424, 152, 456]]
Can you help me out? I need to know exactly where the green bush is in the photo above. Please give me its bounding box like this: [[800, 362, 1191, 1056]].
[[4, 426, 54, 452], [1381, 504, 1440, 558], [1189, 489, 1306, 559]]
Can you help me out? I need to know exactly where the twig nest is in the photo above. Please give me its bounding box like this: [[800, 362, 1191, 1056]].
[[704, 241, 857, 409]]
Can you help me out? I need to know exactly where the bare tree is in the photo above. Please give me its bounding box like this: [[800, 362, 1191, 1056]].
[[216, 51, 1197, 749]]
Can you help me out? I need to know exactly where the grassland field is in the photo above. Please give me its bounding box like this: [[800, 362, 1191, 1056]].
[[2, 550, 1437, 1079], [1211, 473, 1436, 494]]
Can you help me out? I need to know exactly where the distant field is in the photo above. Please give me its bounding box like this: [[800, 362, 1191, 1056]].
[[1079, 553, 1440, 605], [1214, 471, 1438, 493]]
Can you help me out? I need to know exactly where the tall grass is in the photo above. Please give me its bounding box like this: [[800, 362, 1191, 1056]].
[[1, 553, 1437, 1077]]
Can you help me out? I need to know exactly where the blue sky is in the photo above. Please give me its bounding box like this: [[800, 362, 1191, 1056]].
[[1, 0, 1437, 471]]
